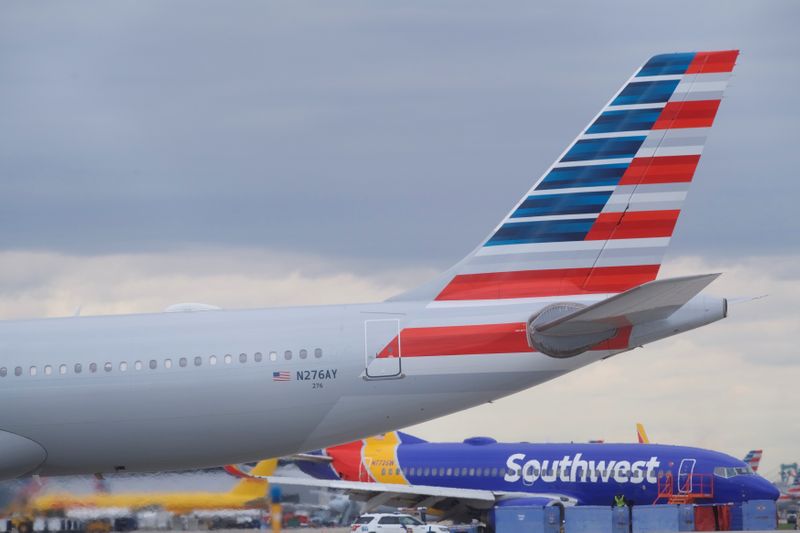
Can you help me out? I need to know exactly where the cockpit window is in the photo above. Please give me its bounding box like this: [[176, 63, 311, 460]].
[[714, 466, 755, 478]]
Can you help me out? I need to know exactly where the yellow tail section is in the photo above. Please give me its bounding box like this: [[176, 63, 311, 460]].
[[636, 423, 650, 444], [230, 459, 276, 497]]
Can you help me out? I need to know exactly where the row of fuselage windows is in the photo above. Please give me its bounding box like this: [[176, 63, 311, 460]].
[[0, 349, 323, 378], [382, 466, 684, 480]]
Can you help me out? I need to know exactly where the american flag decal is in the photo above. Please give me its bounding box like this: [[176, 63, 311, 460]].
[[272, 371, 291, 382]]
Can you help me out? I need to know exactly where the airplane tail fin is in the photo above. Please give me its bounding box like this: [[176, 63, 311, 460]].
[[743, 449, 763, 472], [636, 423, 650, 444], [228, 459, 277, 497], [391, 50, 739, 304]]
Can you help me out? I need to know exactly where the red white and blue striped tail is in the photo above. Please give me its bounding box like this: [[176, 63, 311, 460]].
[[743, 449, 763, 472], [394, 50, 739, 305]]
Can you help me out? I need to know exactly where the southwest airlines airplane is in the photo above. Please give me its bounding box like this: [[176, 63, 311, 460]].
[[0, 50, 739, 481], [259, 431, 779, 520]]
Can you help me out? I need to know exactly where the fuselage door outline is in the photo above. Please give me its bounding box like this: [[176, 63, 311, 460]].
[[364, 318, 403, 379]]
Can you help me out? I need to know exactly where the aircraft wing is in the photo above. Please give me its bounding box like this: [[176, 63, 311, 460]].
[[264, 476, 576, 515]]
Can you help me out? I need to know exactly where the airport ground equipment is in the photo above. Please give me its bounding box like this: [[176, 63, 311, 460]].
[[0, 50, 741, 480], [491, 505, 560, 533], [564, 506, 612, 533], [733, 499, 778, 531]]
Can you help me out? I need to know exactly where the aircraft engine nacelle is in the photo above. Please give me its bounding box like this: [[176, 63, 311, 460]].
[[0, 430, 47, 480], [527, 302, 617, 358]]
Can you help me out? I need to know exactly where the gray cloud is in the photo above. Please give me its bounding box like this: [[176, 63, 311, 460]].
[[0, 1, 798, 267]]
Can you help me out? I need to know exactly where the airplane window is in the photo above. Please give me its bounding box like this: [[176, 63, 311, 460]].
[[120, 362, 128, 372], [299, 349, 308, 359], [44, 365, 53, 376], [446, 468, 452, 476], [469, 468, 475, 476], [194, 356, 202, 367], [239, 353, 247, 363], [461, 467, 468, 476], [423, 467, 430, 476], [134, 361, 143, 371], [0, 367, 6, 377], [14, 367, 22, 377], [492, 468, 499, 477], [395, 468, 401, 475], [254, 352, 263, 363], [149, 360, 157, 370], [432, 468, 438, 476], [74, 363, 82, 374], [179, 357, 187, 368], [453, 468, 459, 477], [90, 362, 97, 373], [381, 468, 386, 476], [484, 467, 491, 476], [30, 366, 37, 376], [209, 355, 217, 365], [104, 362, 112, 372], [59, 364, 67, 375], [314, 348, 322, 358], [284, 350, 292, 360], [270, 351, 277, 362], [224, 354, 232, 364], [164, 359, 173, 369]]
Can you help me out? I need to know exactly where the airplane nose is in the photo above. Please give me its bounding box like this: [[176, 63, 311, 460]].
[[750, 477, 781, 501]]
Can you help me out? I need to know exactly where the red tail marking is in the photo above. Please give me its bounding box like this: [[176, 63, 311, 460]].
[[585, 210, 680, 241], [327, 440, 372, 482], [619, 155, 701, 185], [435, 265, 660, 301], [652, 100, 720, 130], [686, 50, 739, 74]]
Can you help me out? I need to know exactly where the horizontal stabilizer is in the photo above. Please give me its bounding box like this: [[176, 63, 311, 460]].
[[537, 273, 720, 336]]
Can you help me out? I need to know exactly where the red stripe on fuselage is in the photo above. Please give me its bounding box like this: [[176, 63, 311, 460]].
[[686, 50, 738, 74], [652, 100, 720, 130], [399, 323, 530, 356], [619, 155, 700, 185], [434, 265, 660, 301], [585, 210, 680, 241], [377, 323, 632, 358]]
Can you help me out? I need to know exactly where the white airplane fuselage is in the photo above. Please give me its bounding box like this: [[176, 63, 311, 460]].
[[0, 294, 724, 479]]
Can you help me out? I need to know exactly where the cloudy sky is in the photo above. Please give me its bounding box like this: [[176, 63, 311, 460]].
[[0, 1, 797, 480]]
